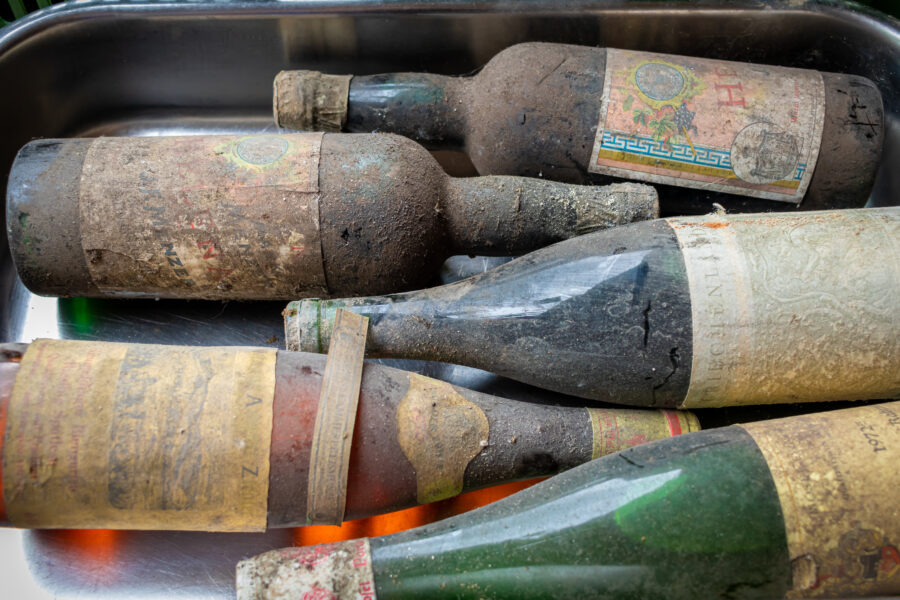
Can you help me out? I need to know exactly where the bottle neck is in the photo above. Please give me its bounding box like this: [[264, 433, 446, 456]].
[[283, 219, 693, 407], [286, 297, 402, 356], [346, 74, 469, 149], [441, 177, 657, 255]]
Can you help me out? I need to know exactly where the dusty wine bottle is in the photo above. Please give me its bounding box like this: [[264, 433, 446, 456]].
[[237, 401, 900, 600], [0, 339, 697, 531], [274, 42, 884, 214], [5, 133, 656, 300], [286, 207, 900, 407]]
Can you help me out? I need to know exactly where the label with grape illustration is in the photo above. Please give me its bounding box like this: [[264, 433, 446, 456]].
[[589, 49, 825, 202]]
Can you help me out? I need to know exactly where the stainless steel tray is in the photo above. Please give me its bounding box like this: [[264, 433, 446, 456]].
[[0, 1, 898, 597]]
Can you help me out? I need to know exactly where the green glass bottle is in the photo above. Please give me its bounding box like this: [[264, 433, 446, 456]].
[[285, 207, 900, 408], [238, 401, 900, 599]]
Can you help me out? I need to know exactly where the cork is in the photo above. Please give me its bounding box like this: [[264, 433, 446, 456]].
[[274, 70, 353, 132]]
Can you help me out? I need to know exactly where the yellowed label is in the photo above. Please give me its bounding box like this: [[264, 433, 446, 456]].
[[741, 402, 900, 597], [587, 408, 700, 459], [589, 49, 825, 202], [80, 133, 327, 300], [306, 309, 368, 525], [237, 539, 375, 600], [671, 207, 900, 408], [2, 339, 276, 531], [397, 374, 489, 504]]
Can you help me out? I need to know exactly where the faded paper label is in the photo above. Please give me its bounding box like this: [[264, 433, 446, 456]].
[[587, 408, 700, 460], [2, 339, 276, 531], [80, 133, 327, 300], [306, 309, 368, 525], [741, 402, 900, 597], [397, 374, 489, 504], [237, 539, 376, 600], [589, 49, 825, 202], [671, 207, 900, 408]]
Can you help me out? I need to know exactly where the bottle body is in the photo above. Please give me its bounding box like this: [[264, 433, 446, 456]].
[[238, 401, 900, 599], [0, 339, 695, 530], [286, 207, 900, 407], [6, 133, 656, 300], [278, 42, 884, 214]]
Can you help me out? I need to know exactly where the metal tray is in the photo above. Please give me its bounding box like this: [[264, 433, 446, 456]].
[[0, 1, 898, 597]]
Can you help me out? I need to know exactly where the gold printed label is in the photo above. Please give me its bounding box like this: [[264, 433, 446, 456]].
[[80, 133, 327, 300], [588, 408, 700, 459], [741, 402, 900, 597], [236, 539, 376, 600], [2, 339, 276, 531], [397, 374, 489, 504], [589, 49, 825, 202], [671, 207, 900, 408]]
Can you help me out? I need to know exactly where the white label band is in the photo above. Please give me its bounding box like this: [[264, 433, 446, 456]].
[[671, 207, 900, 408]]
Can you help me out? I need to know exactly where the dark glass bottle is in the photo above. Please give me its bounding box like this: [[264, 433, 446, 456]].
[[274, 42, 884, 215], [238, 401, 900, 600], [286, 207, 900, 407], [6, 133, 655, 300], [0, 339, 696, 530]]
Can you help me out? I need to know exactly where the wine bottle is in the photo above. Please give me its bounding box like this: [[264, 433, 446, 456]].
[[0, 339, 696, 531], [6, 133, 656, 300], [274, 42, 884, 214], [285, 207, 900, 407], [237, 401, 900, 600]]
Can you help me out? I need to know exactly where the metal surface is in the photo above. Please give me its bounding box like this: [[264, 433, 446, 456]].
[[0, 1, 897, 597]]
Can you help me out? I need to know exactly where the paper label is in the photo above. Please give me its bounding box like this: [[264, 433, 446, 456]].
[[670, 207, 900, 408], [397, 374, 489, 504], [2, 339, 276, 531], [587, 408, 700, 459], [236, 539, 376, 600], [741, 402, 900, 597], [589, 49, 825, 202], [80, 133, 327, 300], [306, 309, 368, 525]]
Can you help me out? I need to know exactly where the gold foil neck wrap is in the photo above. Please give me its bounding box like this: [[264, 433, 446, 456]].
[[80, 133, 327, 300], [237, 539, 376, 600], [2, 339, 276, 531], [671, 207, 900, 408], [589, 49, 825, 202], [741, 402, 900, 597], [397, 373, 489, 504], [274, 70, 353, 132], [587, 408, 699, 460]]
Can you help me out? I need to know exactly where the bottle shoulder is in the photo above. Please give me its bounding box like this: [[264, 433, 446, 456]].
[[371, 427, 791, 599]]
